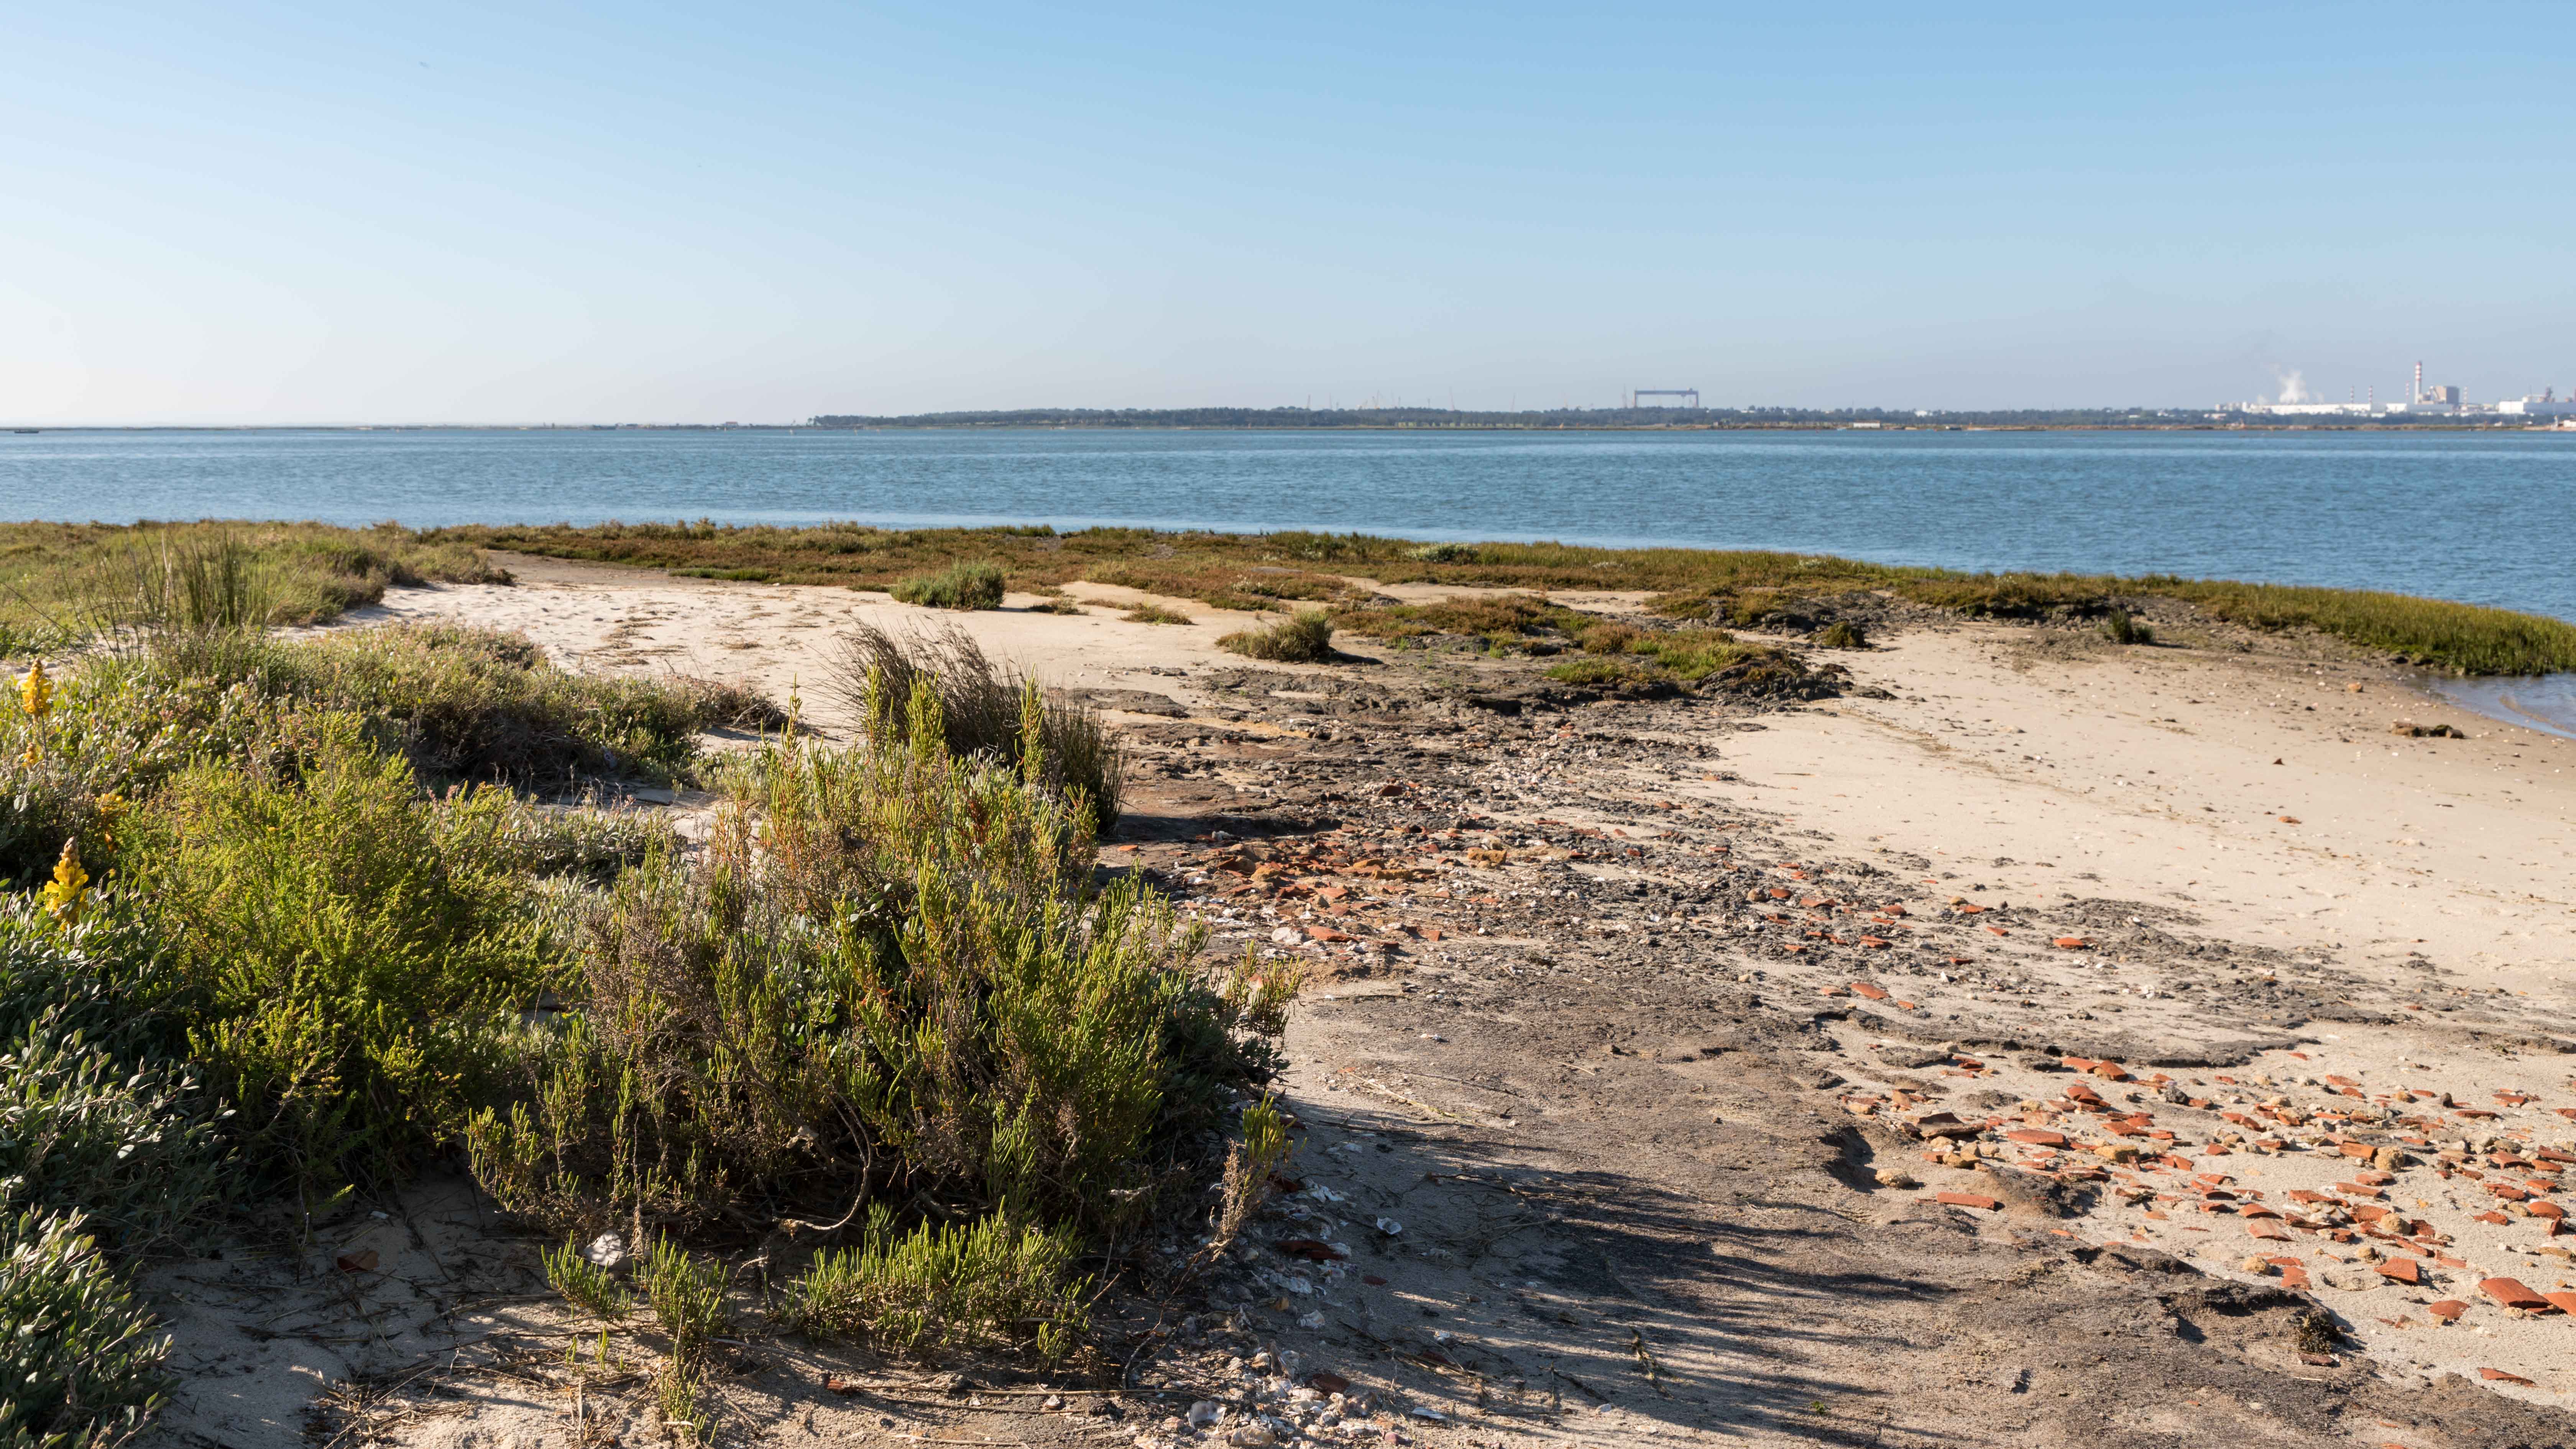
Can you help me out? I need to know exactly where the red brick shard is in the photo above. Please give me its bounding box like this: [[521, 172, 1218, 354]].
[[1935, 1191, 2001, 1211], [2477, 1278, 2551, 1312]]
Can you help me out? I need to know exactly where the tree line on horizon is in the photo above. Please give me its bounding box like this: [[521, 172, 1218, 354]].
[[799, 404, 2476, 430]]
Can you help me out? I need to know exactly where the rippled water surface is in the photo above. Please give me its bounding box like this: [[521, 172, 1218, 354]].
[[5, 427, 2569, 619]]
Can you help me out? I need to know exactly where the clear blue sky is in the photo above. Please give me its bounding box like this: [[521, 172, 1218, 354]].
[[5, 2, 2570, 423]]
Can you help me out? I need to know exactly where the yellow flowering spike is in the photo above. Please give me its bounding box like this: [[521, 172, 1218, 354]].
[[16, 743, 39, 769], [18, 660, 51, 720], [39, 838, 88, 930]]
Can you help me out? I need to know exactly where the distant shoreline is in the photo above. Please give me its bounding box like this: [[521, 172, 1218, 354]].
[[6, 420, 2568, 434]]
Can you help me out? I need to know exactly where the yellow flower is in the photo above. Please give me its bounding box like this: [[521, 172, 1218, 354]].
[[39, 838, 88, 930], [16, 743, 39, 769], [18, 660, 51, 720]]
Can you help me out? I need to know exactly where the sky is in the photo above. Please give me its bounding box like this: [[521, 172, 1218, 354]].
[[4, 2, 2573, 424]]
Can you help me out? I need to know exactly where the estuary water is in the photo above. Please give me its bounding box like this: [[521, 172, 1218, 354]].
[[3, 427, 2570, 622]]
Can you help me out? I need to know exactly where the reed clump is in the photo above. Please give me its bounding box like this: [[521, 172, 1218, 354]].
[[1219, 610, 1337, 663], [825, 623, 1121, 831], [890, 561, 1006, 610]]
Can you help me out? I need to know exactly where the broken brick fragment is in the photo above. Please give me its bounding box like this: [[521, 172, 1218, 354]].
[[2480, 1368, 2537, 1386], [2374, 1258, 2420, 1284], [2426, 1300, 2468, 1321], [2477, 1278, 2552, 1312], [1934, 1191, 2000, 1211]]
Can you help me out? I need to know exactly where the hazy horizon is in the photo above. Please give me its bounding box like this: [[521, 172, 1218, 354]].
[[7, 2, 2571, 427]]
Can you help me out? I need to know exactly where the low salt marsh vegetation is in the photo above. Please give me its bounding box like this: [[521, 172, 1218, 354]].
[[0, 616, 1286, 1446], [0, 521, 504, 656], [434, 521, 2576, 675], [1219, 610, 1337, 663]]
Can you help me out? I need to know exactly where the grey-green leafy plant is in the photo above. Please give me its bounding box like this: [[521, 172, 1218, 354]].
[[0, 1206, 173, 1449]]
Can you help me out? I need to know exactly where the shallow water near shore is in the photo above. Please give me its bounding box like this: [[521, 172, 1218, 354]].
[[10, 424, 2576, 736], [7, 427, 2574, 613], [2434, 672, 2576, 739]]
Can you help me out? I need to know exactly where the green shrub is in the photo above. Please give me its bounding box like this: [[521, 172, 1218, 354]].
[[1218, 610, 1336, 663], [2100, 610, 2153, 646], [479, 797, 673, 883], [637, 1236, 727, 1446], [467, 684, 1288, 1250], [638, 1236, 728, 1362], [1814, 620, 1869, 649], [123, 720, 554, 1189], [891, 563, 1006, 610], [824, 623, 1121, 832], [0, 900, 187, 1068], [540, 1235, 631, 1319], [776, 1205, 1087, 1360], [0, 1207, 171, 1449], [104, 626, 752, 784], [0, 1014, 228, 1256]]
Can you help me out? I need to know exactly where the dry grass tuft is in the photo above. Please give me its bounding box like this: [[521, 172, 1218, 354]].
[[1218, 611, 1336, 663]]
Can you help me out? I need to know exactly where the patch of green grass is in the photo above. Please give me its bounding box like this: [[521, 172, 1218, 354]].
[[891, 562, 1006, 610], [1122, 603, 1194, 625], [1218, 610, 1336, 663], [1544, 655, 1661, 688], [776, 1204, 1088, 1360], [0, 521, 503, 654], [1331, 593, 1587, 651]]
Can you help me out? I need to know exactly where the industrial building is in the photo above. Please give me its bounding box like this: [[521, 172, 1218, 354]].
[[2225, 361, 2573, 418]]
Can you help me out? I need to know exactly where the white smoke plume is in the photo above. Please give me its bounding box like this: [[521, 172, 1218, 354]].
[[2272, 369, 2312, 404]]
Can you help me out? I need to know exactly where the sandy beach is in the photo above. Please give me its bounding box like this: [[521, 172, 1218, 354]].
[[176, 553, 2576, 1449]]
